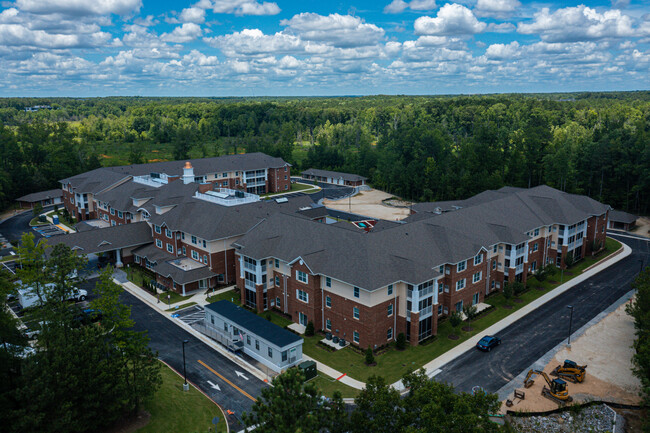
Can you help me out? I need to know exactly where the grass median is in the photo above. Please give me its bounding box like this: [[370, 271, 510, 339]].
[[302, 237, 623, 384]]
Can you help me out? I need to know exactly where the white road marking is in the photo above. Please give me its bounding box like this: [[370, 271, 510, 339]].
[[207, 380, 221, 391], [235, 371, 249, 380]]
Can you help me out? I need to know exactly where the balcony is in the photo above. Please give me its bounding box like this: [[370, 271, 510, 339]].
[[419, 305, 433, 317], [245, 280, 256, 290], [515, 263, 524, 274], [244, 262, 256, 272]]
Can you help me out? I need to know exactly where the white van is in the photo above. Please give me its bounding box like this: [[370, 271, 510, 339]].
[[17, 284, 87, 309]]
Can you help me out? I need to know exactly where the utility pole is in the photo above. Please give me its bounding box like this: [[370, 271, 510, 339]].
[[567, 305, 574, 347]]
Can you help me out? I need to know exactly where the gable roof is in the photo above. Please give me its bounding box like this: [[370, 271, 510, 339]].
[[609, 209, 637, 224], [206, 300, 302, 349], [302, 168, 367, 182], [44, 222, 152, 256], [17, 189, 63, 203]]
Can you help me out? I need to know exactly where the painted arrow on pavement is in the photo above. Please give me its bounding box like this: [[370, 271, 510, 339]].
[[207, 380, 221, 391], [235, 371, 249, 380]]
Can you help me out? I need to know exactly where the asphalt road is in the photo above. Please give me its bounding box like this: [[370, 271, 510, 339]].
[[80, 278, 268, 430], [0, 209, 42, 243], [435, 233, 649, 394]]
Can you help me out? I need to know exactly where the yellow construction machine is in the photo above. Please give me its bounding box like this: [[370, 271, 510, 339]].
[[523, 369, 573, 406], [551, 359, 587, 383]]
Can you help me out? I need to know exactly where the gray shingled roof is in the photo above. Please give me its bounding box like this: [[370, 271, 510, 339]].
[[302, 168, 367, 182], [149, 194, 314, 241], [132, 243, 217, 285], [235, 185, 610, 291], [44, 222, 152, 255], [60, 153, 290, 195], [206, 300, 302, 349], [16, 189, 63, 203], [609, 209, 637, 224]]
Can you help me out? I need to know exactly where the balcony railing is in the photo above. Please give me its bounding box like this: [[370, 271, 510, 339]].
[[244, 262, 256, 272], [420, 305, 433, 317], [515, 264, 524, 274]]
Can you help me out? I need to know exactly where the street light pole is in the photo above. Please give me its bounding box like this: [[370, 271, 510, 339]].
[[182, 339, 189, 391], [567, 305, 574, 347]]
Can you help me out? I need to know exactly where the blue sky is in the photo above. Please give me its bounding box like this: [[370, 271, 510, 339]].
[[1, 0, 649, 96]]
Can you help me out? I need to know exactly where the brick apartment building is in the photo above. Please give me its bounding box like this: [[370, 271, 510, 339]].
[[232, 185, 609, 349], [301, 168, 367, 187], [60, 153, 291, 221]]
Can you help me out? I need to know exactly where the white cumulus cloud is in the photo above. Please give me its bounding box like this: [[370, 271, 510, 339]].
[[415, 3, 487, 35], [281, 13, 385, 48], [161, 23, 202, 43], [15, 0, 142, 16], [474, 0, 521, 18], [384, 0, 436, 14], [201, 0, 280, 16]]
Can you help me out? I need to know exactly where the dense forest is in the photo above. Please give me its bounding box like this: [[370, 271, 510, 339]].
[[0, 93, 648, 214]]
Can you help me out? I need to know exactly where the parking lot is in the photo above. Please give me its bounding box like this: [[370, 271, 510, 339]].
[[32, 224, 65, 238]]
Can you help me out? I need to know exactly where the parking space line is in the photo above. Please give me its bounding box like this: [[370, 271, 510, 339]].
[[198, 359, 257, 402]]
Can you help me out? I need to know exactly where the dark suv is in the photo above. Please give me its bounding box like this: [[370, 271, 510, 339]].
[[476, 335, 501, 352]]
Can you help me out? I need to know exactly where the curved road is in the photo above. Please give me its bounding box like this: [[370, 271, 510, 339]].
[[434, 233, 648, 394]]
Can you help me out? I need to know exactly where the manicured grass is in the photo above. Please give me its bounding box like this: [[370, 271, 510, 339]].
[[261, 182, 320, 198], [311, 373, 360, 398], [162, 291, 193, 304], [136, 362, 227, 433], [166, 302, 197, 312], [302, 238, 623, 384], [29, 216, 48, 226], [206, 289, 241, 306]]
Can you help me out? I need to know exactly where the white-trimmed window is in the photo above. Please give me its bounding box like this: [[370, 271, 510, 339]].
[[532, 243, 538, 252], [268, 347, 273, 357], [276, 297, 281, 307], [492, 260, 497, 270], [387, 304, 393, 316], [326, 296, 331, 308], [438, 282, 444, 294], [457, 260, 467, 272], [110, 208, 115, 216], [155, 239, 162, 248], [493, 245, 498, 253], [203, 255, 208, 264], [297, 289, 308, 303], [474, 254, 483, 266], [439, 265, 444, 274], [387, 284, 393, 295], [326, 319, 331, 330], [353, 287, 360, 298], [353, 331, 359, 343], [387, 328, 393, 340], [473, 272, 482, 283], [275, 276, 280, 286], [275, 259, 279, 268], [325, 277, 331, 287], [154, 225, 161, 234], [165, 228, 172, 238], [297, 270, 308, 284], [456, 279, 466, 291], [353, 307, 360, 319], [166, 243, 174, 254], [534, 228, 540, 236], [182, 246, 186, 255], [191, 235, 197, 244], [191, 250, 199, 260], [117, 210, 123, 218]]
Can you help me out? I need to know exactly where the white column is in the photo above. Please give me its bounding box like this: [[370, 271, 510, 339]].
[[115, 249, 123, 268], [182, 284, 186, 296]]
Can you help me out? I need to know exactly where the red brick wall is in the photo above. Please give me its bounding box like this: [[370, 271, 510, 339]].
[[285, 261, 322, 328], [585, 212, 608, 255], [268, 166, 291, 193], [209, 249, 237, 284], [440, 251, 488, 312]]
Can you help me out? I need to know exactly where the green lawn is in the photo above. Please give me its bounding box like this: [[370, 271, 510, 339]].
[[311, 373, 360, 398], [261, 182, 319, 198], [302, 237, 623, 384], [206, 289, 242, 306], [166, 302, 197, 312], [29, 216, 48, 226], [136, 362, 227, 433]]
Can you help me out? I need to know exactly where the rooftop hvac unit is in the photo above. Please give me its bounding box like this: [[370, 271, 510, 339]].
[[235, 191, 245, 198], [275, 197, 288, 203]]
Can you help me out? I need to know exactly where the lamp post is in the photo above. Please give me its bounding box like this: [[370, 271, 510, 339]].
[[567, 305, 574, 348], [182, 339, 189, 391]]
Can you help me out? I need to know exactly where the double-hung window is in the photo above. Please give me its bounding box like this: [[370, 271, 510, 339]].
[[191, 235, 197, 244], [325, 296, 331, 308], [474, 254, 483, 266], [155, 239, 162, 248], [166, 243, 174, 254], [387, 304, 393, 316], [296, 270, 308, 284], [473, 271, 482, 283], [353, 287, 360, 298], [353, 331, 359, 343], [457, 260, 467, 272], [165, 228, 172, 238], [296, 289, 308, 303], [191, 250, 199, 260], [325, 277, 331, 287], [532, 243, 538, 252], [353, 307, 360, 319], [154, 225, 161, 234], [387, 284, 393, 295], [456, 279, 466, 291]]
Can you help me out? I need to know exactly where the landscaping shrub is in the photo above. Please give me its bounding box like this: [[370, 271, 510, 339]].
[[305, 320, 315, 336], [449, 311, 462, 328], [503, 284, 513, 302], [365, 347, 375, 365], [511, 281, 526, 296], [396, 333, 406, 350]]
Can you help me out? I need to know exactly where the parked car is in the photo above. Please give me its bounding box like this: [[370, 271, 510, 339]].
[[476, 335, 501, 352], [72, 308, 103, 325]]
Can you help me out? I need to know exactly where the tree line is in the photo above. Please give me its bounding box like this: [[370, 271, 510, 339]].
[[0, 93, 648, 214], [0, 234, 161, 433]]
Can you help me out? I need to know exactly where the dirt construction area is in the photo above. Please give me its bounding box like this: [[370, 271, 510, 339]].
[[503, 298, 641, 414], [322, 189, 412, 221]]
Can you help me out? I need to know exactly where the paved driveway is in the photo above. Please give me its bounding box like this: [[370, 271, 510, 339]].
[[0, 210, 43, 243], [434, 234, 649, 394], [80, 278, 268, 431]]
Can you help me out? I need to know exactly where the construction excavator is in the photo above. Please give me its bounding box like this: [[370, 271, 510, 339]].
[[551, 359, 587, 383], [523, 369, 573, 406]]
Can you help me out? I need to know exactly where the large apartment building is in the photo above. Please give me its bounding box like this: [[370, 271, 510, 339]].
[[60, 153, 291, 221], [232, 185, 609, 349]]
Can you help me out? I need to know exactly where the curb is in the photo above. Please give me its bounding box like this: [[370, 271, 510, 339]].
[[115, 278, 270, 384], [496, 288, 636, 401]]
